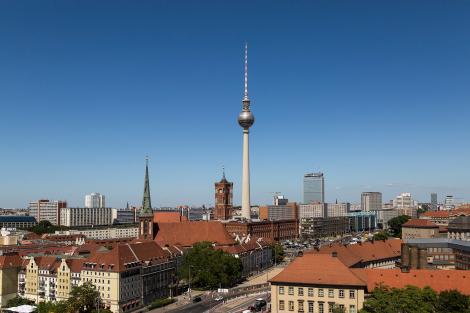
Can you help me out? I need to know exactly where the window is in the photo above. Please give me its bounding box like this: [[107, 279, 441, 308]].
[[279, 300, 285, 310], [339, 304, 345, 311], [288, 287, 294, 295], [318, 289, 324, 297], [328, 303, 334, 313], [328, 289, 334, 298], [349, 290, 355, 299], [308, 301, 314, 313], [279, 286, 285, 295], [298, 300, 304, 312], [308, 288, 314, 297], [298, 287, 304, 296], [288, 300, 294, 311], [339, 289, 345, 298], [319, 302, 324, 313], [349, 305, 356, 313]]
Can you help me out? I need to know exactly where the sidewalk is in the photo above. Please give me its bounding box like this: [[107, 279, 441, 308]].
[[149, 290, 205, 312], [238, 265, 285, 287]]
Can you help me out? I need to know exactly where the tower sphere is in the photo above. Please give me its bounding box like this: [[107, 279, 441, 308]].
[[238, 110, 255, 129]]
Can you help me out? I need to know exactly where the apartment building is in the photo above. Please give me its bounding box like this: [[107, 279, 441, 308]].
[[28, 200, 67, 225], [0, 254, 22, 307], [55, 226, 139, 240]]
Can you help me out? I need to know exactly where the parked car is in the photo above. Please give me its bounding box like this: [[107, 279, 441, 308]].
[[214, 295, 224, 301], [192, 296, 202, 303]]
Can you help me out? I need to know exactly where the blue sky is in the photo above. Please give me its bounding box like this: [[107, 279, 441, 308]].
[[1, 1, 469, 208]]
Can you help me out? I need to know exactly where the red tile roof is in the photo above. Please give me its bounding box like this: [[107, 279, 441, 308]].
[[270, 254, 366, 287], [155, 221, 235, 247], [0, 254, 22, 269], [352, 269, 470, 295], [420, 211, 450, 218], [307, 239, 402, 267], [403, 219, 438, 228], [153, 211, 188, 223]]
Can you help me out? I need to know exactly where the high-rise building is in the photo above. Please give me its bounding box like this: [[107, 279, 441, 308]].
[[327, 202, 351, 217], [431, 193, 438, 211], [214, 170, 233, 220], [84, 193, 105, 208], [393, 193, 417, 209], [238, 43, 255, 221], [445, 195, 454, 210], [28, 199, 67, 225], [303, 172, 325, 204], [361, 192, 382, 211], [60, 207, 112, 227]]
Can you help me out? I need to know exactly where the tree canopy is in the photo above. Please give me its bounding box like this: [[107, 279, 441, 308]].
[[178, 241, 242, 290], [373, 231, 389, 241], [387, 215, 410, 237], [360, 285, 470, 313], [272, 243, 285, 264], [28, 220, 68, 234]]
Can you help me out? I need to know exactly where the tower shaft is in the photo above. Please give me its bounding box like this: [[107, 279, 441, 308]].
[[241, 129, 251, 219]]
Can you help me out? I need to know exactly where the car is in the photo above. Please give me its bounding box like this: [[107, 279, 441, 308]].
[[192, 296, 202, 303], [214, 295, 224, 301]]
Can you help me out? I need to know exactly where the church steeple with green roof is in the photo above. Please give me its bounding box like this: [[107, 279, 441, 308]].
[[141, 156, 153, 217]]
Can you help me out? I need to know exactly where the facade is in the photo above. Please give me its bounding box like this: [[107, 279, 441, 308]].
[[224, 220, 299, 242], [60, 207, 113, 227], [0, 216, 37, 229], [259, 203, 297, 221], [55, 227, 139, 240], [28, 200, 67, 225], [401, 219, 439, 240], [445, 195, 454, 210], [84, 193, 105, 209], [0, 255, 22, 307], [270, 254, 366, 313], [347, 212, 377, 232], [303, 173, 325, 204], [448, 216, 470, 241], [327, 203, 351, 217], [300, 217, 349, 239], [401, 238, 470, 270], [213, 172, 233, 220], [112, 209, 136, 224], [299, 203, 327, 219], [238, 44, 255, 221], [431, 193, 438, 211], [361, 192, 382, 212], [419, 210, 450, 226]]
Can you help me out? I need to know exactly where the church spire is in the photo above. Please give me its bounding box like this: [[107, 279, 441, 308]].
[[141, 156, 153, 216]]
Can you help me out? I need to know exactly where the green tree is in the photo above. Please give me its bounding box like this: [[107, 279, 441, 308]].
[[387, 215, 410, 237], [67, 282, 101, 313], [373, 231, 389, 241], [437, 290, 470, 313], [272, 243, 285, 264], [6, 296, 34, 307], [28, 220, 68, 235], [332, 305, 346, 313], [179, 241, 243, 290]]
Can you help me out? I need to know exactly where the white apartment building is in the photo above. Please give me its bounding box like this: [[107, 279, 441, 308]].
[[327, 203, 351, 217], [85, 193, 105, 208], [299, 203, 327, 219], [55, 226, 139, 240], [28, 199, 67, 225], [393, 193, 417, 209], [60, 207, 112, 227], [361, 192, 382, 211]]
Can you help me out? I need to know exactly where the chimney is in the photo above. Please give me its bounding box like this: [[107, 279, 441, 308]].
[[332, 251, 338, 257]]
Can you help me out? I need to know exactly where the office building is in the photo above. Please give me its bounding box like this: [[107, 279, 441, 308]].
[[300, 217, 349, 239], [361, 192, 382, 211], [55, 226, 139, 240], [213, 170, 233, 220], [111, 208, 136, 224], [431, 193, 438, 211], [85, 193, 105, 208], [60, 207, 113, 227], [259, 203, 298, 221], [327, 203, 351, 217], [0, 216, 37, 229], [401, 219, 439, 240], [303, 173, 325, 204], [347, 211, 377, 232], [299, 203, 327, 219], [274, 195, 288, 206], [28, 199, 67, 225]]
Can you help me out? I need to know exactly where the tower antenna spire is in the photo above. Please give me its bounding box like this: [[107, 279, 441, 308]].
[[222, 166, 226, 180], [244, 42, 249, 101]]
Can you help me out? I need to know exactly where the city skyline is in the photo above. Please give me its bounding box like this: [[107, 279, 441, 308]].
[[1, 1, 470, 208]]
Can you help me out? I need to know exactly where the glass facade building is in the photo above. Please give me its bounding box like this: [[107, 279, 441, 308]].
[[303, 173, 325, 204]]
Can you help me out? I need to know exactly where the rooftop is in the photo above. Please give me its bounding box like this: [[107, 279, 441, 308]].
[[402, 219, 439, 228]]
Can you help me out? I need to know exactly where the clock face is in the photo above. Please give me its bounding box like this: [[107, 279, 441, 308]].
[[219, 189, 223, 193]]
